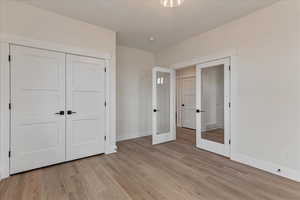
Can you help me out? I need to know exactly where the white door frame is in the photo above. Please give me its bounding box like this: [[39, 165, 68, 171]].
[[196, 58, 231, 157], [152, 67, 176, 145], [0, 36, 115, 179], [168, 49, 236, 158]]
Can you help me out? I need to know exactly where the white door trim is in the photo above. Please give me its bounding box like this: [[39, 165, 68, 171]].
[[0, 42, 10, 180], [0, 36, 115, 180], [196, 58, 231, 157], [0, 33, 111, 60], [152, 67, 176, 145], [169, 49, 236, 70]]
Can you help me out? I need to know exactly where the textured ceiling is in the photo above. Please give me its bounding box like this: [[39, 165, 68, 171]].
[[16, 0, 280, 52]]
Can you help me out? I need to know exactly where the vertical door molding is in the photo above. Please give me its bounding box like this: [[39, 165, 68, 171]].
[[0, 41, 10, 179]]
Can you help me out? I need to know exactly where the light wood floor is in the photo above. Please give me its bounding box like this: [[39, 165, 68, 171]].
[[180, 127, 225, 144], [202, 128, 224, 144], [1, 129, 300, 200]]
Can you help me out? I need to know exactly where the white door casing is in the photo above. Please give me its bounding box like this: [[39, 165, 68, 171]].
[[196, 58, 231, 157], [181, 77, 196, 129], [66, 55, 106, 161], [152, 67, 176, 145], [10, 45, 66, 174]]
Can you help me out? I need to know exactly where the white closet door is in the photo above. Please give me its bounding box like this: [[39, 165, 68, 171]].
[[66, 55, 106, 161], [10, 45, 66, 174]]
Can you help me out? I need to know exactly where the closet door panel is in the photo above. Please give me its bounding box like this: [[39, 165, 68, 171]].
[[10, 45, 66, 174], [66, 55, 106, 160]]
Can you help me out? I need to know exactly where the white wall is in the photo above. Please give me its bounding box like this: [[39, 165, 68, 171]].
[[176, 66, 196, 77], [0, 0, 117, 178], [117, 46, 155, 141], [156, 0, 300, 178], [0, 0, 4, 33]]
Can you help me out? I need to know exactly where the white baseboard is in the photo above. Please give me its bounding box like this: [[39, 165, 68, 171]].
[[105, 145, 118, 154], [117, 131, 152, 142], [0, 165, 9, 180], [231, 152, 300, 182]]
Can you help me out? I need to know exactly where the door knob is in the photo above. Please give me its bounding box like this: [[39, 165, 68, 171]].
[[55, 111, 65, 115], [153, 109, 160, 112], [181, 104, 185, 107], [196, 109, 205, 113], [67, 110, 77, 115]]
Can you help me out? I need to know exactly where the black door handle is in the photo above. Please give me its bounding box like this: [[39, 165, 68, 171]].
[[67, 110, 77, 115], [196, 109, 205, 113], [182, 104, 185, 107], [55, 111, 65, 115], [153, 109, 157, 112]]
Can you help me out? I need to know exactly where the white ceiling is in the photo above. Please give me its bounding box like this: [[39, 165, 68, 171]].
[[18, 0, 280, 52]]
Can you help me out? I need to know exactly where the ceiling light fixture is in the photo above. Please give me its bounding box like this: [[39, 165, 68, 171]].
[[149, 36, 155, 41], [160, 0, 184, 8]]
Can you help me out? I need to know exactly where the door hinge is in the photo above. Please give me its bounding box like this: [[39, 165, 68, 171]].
[[104, 136, 107, 141], [229, 102, 231, 108], [8, 151, 11, 158], [229, 65, 231, 71], [229, 140, 231, 145], [104, 67, 106, 72], [104, 101, 107, 107], [9, 103, 11, 110], [8, 55, 11, 62]]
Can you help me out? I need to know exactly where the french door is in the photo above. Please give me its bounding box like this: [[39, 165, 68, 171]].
[[10, 45, 106, 174], [196, 58, 231, 157], [152, 67, 176, 145]]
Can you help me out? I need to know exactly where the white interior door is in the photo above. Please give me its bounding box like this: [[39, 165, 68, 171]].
[[152, 67, 176, 145], [181, 77, 196, 129], [10, 45, 66, 174], [196, 58, 231, 157], [66, 55, 106, 161]]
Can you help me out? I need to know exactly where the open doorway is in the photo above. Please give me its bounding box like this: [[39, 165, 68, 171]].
[[152, 58, 231, 157], [176, 66, 197, 145]]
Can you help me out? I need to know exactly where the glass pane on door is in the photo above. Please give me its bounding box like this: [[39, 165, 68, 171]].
[[157, 71, 171, 134], [201, 65, 225, 144]]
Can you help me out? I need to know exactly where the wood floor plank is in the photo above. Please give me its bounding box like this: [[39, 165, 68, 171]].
[[1, 127, 300, 200]]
